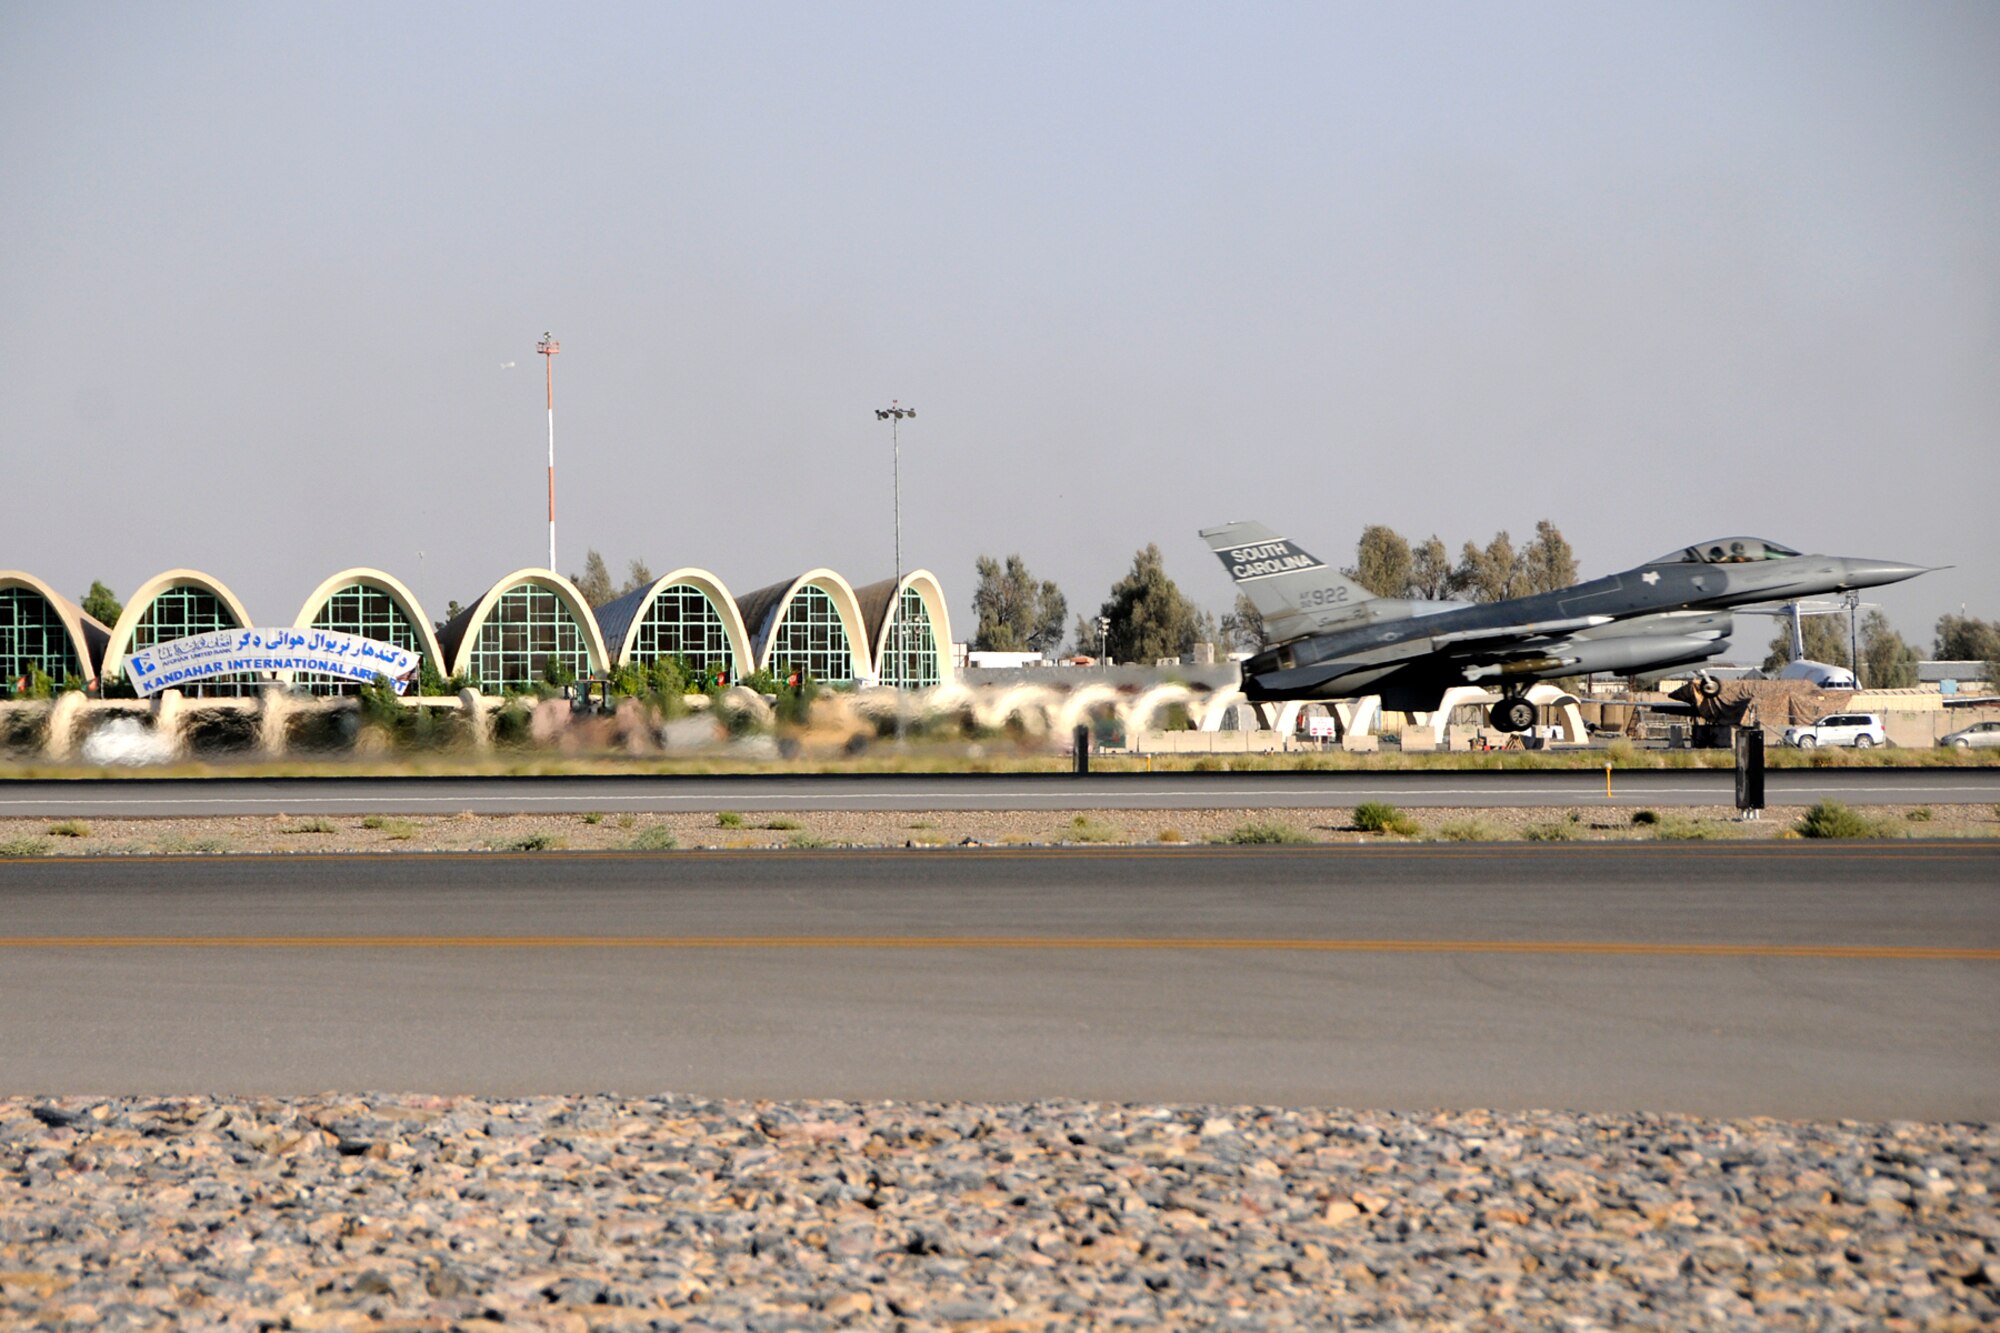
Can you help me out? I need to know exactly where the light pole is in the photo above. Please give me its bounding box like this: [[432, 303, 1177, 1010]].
[[1097, 616, 1110, 672], [538, 332, 561, 571], [874, 401, 915, 688]]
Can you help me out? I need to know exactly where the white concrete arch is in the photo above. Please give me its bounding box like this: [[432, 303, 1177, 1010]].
[[1052, 683, 1122, 736], [975, 682, 1057, 733], [0, 571, 101, 686], [101, 569, 257, 685], [606, 568, 753, 681], [445, 569, 611, 682], [752, 569, 871, 680], [868, 569, 956, 687], [291, 568, 447, 676], [1123, 682, 1198, 735], [1195, 688, 1248, 732]]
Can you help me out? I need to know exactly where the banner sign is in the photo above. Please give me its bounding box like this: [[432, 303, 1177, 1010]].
[[126, 628, 421, 697]]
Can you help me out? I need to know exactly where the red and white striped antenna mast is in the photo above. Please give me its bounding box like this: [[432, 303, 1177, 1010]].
[[537, 332, 561, 571]]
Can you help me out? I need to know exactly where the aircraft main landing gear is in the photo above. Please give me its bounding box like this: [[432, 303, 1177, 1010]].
[[1489, 695, 1537, 733]]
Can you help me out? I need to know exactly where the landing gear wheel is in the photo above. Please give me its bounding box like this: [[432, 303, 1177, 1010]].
[[1491, 697, 1537, 733]]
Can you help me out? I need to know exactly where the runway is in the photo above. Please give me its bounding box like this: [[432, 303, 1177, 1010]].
[[3, 842, 1994, 1118], [2, 765, 1996, 817]]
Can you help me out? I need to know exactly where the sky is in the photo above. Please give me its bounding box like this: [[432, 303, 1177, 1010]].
[[3, 3, 1995, 658]]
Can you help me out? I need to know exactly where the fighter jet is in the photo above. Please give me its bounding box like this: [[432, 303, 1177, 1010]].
[[1204, 522, 1930, 732]]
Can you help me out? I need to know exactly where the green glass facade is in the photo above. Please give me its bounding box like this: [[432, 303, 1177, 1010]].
[[300, 583, 426, 695], [126, 585, 252, 697], [630, 584, 735, 678], [878, 586, 941, 689], [768, 585, 854, 683], [0, 587, 84, 693], [465, 583, 592, 692]]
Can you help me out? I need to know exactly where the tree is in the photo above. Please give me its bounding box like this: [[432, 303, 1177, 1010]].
[[1408, 536, 1456, 601], [1345, 525, 1413, 598], [1454, 532, 1521, 603], [621, 559, 655, 596], [1072, 613, 1102, 660], [570, 549, 614, 607], [1860, 610, 1918, 689], [1934, 614, 2000, 689], [1517, 519, 1579, 595], [1098, 544, 1208, 664], [1220, 592, 1268, 651], [434, 600, 466, 635], [971, 554, 1067, 655], [80, 580, 122, 626], [1935, 615, 2000, 664], [1762, 614, 1851, 674]]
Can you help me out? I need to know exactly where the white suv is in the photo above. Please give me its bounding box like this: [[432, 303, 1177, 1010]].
[[1782, 713, 1888, 749]]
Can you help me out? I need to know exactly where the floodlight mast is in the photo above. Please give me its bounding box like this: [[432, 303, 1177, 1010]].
[[874, 401, 916, 689], [538, 333, 561, 572]]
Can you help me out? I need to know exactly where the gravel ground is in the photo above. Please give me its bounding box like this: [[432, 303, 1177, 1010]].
[[4, 1095, 1994, 1330], [3, 803, 1998, 855]]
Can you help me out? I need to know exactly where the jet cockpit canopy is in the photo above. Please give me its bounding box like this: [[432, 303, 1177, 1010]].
[[1652, 537, 1801, 565]]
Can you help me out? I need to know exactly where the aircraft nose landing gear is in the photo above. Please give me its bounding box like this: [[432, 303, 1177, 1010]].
[[1489, 695, 1537, 733]]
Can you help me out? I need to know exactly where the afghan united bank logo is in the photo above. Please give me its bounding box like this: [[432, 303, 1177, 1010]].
[[1226, 539, 1324, 581]]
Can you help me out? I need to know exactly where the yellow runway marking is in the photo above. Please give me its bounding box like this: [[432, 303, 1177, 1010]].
[[0, 936, 1992, 960]]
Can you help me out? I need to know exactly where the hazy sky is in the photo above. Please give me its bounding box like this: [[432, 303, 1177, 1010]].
[[4, 3, 1994, 655]]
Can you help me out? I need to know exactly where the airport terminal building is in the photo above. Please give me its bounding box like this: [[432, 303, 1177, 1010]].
[[2, 565, 954, 698]]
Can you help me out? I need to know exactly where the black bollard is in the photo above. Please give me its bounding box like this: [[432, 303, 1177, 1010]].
[[1734, 727, 1764, 818], [1073, 723, 1090, 776]]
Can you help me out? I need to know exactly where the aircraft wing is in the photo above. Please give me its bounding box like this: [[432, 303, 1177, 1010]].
[[1426, 616, 1613, 648]]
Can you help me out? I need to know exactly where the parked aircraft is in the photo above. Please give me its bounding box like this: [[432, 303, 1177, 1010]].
[[1204, 523, 1929, 732], [1745, 599, 1860, 689]]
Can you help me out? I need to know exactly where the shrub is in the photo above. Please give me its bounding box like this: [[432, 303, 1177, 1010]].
[[503, 832, 564, 851], [46, 820, 90, 839], [627, 827, 678, 850], [1353, 802, 1418, 836], [1156, 827, 1185, 843], [1905, 807, 1933, 823], [1434, 818, 1496, 842], [616, 813, 636, 830], [283, 817, 337, 835], [1216, 820, 1309, 845], [759, 817, 803, 831], [716, 811, 745, 828], [376, 818, 417, 841], [787, 831, 833, 849], [0, 836, 50, 857], [1065, 815, 1119, 843], [1648, 813, 1726, 841], [1630, 809, 1659, 826], [1795, 800, 1888, 839], [1524, 822, 1576, 842], [582, 812, 604, 825]]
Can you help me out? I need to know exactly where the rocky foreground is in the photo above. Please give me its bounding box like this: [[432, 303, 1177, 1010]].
[[4, 1098, 1996, 1330]]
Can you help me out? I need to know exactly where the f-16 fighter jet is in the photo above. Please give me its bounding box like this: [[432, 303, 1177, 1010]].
[[1204, 522, 1930, 733]]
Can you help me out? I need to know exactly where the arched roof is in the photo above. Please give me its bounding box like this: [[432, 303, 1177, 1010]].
[[853, 569, 956, 686], [100, 569, 256, 685], [594, 568, 753, 673], [292, 568, 446, 671], [735, 569, 871, 678], [439, 568, 610, 680], [0, 571, 108, 683]]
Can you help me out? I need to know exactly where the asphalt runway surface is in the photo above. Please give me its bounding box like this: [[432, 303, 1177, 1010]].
[[2, 766, 1997, 817], [3, 843, 1994, 1118]]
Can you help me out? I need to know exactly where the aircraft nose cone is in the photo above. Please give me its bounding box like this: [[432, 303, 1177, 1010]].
[[1839, 559, 1930, 589]]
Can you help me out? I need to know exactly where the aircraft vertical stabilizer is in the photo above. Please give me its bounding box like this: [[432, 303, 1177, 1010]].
[[1201, 520, 1377, 643]]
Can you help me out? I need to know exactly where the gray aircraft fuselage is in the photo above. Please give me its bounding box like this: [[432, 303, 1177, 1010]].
[[1237, 548, 1926, 712]]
